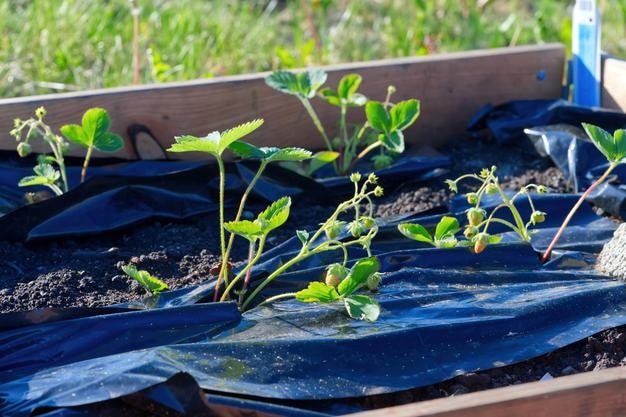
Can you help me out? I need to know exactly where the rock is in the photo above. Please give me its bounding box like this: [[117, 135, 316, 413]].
[[597, 223, 626, 279], [448, 384, 470, 396], [561, 366, 577, 376]]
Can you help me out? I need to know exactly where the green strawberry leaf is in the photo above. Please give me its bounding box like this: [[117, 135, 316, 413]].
[[295, 281, 340, 303], [258, 196, 291, 233], [614, 129, 626, 161], [434, 216, 460, 242], [365, 101, 391, 133], [296, 229, 309, 245], [168, 132, 221, 156], [320, 88, 341, 106], [344, 295, 380, 322], [121, 264, 169, 295], [82, 107, 110, 142], [218, 119, 264, 154], [266, 147, 312, 162], [378, 130, 405, 153], [94, 132, 124, 152], [338, 256, 380, 297], [397, 223, 433, 244], [390, 99, 420, 131], [337, 73, 362, 100], [60, 124, 88, 147], [582, 123, 617, 162], [224, 220, 264, 242]]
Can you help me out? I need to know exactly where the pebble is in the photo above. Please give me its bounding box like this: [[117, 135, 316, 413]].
[[560, 366, 576, 376], [596, 223, 626, 279]]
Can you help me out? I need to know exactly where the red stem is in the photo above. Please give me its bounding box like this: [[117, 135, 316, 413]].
[[541, 163, 617, 263]]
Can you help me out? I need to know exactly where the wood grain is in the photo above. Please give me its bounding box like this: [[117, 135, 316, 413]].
[[345, 367, 626, 417], [0, 44, 565, 159], [602, 56, 626, 112]]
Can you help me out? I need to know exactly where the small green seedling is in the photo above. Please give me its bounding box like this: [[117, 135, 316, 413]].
[[398, 216, 460, 248], [294, 257, 381, 322], [121, 264, 169, 295], [60, 108, 124, 183], [265, 69, 420, 175], [542, 123, 626, 262], [11, 107, 69, 195]]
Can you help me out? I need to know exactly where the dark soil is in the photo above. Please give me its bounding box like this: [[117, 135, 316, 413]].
[[1, 133, 621, 412]]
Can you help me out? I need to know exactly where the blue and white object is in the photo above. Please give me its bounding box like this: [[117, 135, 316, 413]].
[[572, 0, 601, 107]]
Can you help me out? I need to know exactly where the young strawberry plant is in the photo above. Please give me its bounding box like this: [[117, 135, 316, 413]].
[[60, 108, 124, 183], [265, 69, 420, 175], [542, 124, 626, 263], [167, 120, 383, 321], [121, 264, 169, 295], [10, 107, 124, 194], [399, 166, 547, 253]]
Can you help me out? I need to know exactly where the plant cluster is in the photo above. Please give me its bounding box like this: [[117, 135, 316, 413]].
[[399, 166, 547, 253], [10, 107, 124, 195], [265, 68, 420, 175], [166, 120, 383, 320]]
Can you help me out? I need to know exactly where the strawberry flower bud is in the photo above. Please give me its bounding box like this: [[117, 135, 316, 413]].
[[531, 210, 546, 225], [537, 185, 547, 194], [349, 220, 366, 237], [374, 186, 384, 197], [325, 220, 345, 240], [350, 172, 362, 183], [360, 216, 375, 228]]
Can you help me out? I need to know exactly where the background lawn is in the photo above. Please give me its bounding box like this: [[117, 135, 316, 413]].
[[1, 0, 624, 98]]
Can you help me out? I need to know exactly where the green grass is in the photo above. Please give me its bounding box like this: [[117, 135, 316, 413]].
[[1, 0, 624, 98]]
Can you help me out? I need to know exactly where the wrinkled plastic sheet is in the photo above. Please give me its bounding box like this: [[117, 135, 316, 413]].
[[0, 154, 449, 241], [0, 191, 623, 416], [469, 99, 626, 219]]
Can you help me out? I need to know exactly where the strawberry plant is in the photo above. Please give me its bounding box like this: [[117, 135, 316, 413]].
[[121, 264, 169, 295], [399, 166, 547, 253], [265, 69, 420, 175], [10, 107, 124, 195], [542, 124, 626, 263], [167, 120, 383, 321]]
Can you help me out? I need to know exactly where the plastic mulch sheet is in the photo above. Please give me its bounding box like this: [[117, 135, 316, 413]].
[[0, 191, 624, 416], [0, 154, 449, 241]]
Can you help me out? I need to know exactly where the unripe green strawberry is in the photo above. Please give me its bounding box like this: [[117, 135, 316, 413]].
[[464, 226, 479, 239], [466, 192, 478, 205], [373, 154, 393, 170], [485, 183, 499, 195], [361, 216, 375, 228], [467, 208, 486, 226], [325, 220, 345, 240], [366, 272, 382, 291], [17, 142, 31, 157], [325, 263, 348, 288], [473, 233, 490, 254], [531, 210, 546, 225]]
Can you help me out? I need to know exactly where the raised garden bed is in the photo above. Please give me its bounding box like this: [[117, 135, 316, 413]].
[[1, 44, 626, 417]]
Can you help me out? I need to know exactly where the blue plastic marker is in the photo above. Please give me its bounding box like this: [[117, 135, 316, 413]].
[[572, 0, 601, 107]]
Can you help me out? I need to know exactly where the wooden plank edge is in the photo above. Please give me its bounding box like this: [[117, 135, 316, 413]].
[[0, 43, 565, 105], [602, 55, 626, 112], [344, 366, 626, 417]]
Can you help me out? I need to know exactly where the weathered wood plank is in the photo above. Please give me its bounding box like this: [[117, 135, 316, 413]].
[[602, 56, 626, 111], [0, 44, 565, 159], [345, 367, 626, 417]]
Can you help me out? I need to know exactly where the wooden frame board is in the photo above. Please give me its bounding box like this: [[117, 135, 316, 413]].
[[0, 44, 565, 159], [346, 366, 626, 417], [602, 56, 626, 112]]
